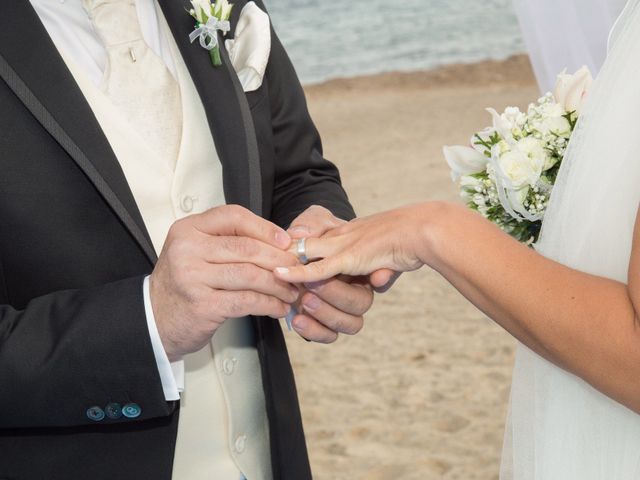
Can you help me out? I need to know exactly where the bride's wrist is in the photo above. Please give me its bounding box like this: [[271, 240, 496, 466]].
[[415, 201, 457, 268]]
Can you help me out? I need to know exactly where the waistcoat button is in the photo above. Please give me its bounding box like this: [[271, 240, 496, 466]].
[[234, 434, 247, 454], [180, 195, 195, 213]]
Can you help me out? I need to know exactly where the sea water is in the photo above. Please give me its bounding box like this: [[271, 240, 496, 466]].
[[268, 0, 525, 84]]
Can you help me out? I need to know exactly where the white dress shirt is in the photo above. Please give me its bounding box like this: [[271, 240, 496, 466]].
[[29, 0, 184, 401]]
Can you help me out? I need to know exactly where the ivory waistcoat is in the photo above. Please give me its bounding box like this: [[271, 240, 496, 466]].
[[54, 8, 272, 480]]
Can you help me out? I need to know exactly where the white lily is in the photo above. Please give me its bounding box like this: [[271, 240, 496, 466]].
[[486, 108, 516, 144], [213, 0, 234, 21], [190, 0, 211, 23], [443, 145, 489, 182]]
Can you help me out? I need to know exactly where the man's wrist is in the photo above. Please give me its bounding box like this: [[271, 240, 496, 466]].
[[143, 276, 182, 401]]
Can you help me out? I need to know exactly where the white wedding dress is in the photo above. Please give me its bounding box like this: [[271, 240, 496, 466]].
[[500, 1, 640, 478]]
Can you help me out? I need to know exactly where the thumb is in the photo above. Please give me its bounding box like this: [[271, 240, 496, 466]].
[[370, 269, 401, 293]]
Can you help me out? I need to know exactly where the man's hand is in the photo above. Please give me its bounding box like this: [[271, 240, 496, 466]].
[[286, 206, 399, 343], [150, 205, 300, 361]]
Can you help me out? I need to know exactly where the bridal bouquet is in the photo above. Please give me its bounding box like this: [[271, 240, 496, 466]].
[[444, 67, 593, 244]]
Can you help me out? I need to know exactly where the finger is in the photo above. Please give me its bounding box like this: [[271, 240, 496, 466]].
[[215, 290, 291, 320], [369, 269, 402, 293], [304, 277, 373, 316], [286, 236, 348, 262], [200, 236, 299, 270], [288, 205, 346, 239], [290, 313, 339, 344], [189, 205, 291, 250], [320, 221, 358, 239], [199, 263, 299, 304], [275, 256, 350, 284], [299, 292, 364, 335]]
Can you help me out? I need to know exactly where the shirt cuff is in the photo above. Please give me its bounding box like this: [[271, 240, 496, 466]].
[[143, 276, 184, 401]]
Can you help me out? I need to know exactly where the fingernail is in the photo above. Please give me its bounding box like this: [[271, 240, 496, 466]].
[[304, 281, 324, 292], [289, 226, 310, 237], [293, 316, 307, 330], [275, 267, 289, 275], [303, 294, 321, 312], [275, 231, 291, 248]]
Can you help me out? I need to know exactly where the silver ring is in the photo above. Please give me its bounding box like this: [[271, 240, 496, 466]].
[[296, 238, 309, 265]]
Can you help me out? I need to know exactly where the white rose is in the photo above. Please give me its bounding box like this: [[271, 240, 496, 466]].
[[542, 115, 572, 138], [495, 138, 545, 189], [443, 146, 488, 182], [553, 66, 593, 114]]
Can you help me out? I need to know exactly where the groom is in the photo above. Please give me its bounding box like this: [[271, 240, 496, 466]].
[[0, 0, 379, 479]]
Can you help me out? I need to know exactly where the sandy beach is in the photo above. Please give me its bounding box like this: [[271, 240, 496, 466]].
[[285, 54, 539, 480]]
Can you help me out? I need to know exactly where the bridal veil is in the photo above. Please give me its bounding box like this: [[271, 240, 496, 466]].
[[513, 0, 627, 91], [501, 0, 640, 478]]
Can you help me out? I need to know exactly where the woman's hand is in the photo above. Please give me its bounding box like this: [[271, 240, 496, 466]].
[[275, 202, 442, 284]]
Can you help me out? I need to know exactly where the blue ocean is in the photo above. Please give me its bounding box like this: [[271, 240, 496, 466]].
[[268, 0, 525, 85]]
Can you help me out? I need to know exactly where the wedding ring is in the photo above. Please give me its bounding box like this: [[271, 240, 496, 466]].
[[296, 238, 309, 265]]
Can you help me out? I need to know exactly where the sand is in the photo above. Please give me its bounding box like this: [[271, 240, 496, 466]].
[[284, 54, 539, 480]]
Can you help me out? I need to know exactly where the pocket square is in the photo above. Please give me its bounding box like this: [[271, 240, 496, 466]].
[[225, 2, 271, 92]]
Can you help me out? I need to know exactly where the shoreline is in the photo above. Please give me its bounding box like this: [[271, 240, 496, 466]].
[[304, 54, 535, 93]]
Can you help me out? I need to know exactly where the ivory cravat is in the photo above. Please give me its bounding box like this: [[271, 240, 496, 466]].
[[82, 0, 182, 169]]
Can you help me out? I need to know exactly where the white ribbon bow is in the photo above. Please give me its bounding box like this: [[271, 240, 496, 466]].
[[189, 16, 231, 50]]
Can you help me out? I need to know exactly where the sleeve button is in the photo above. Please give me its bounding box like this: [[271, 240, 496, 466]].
[[122, 403, 142, 419], [105, 402, 123, 419], [86, 406, 105, 422]]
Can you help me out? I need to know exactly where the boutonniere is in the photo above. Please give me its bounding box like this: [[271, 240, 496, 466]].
[[188, 0, 234, 67]]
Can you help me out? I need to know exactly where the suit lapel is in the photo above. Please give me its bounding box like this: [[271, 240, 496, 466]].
[[157, 0, 262, 215], [0, 2, 157, 265]]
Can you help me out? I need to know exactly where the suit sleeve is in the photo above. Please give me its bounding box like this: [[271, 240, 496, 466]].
[[0, 275, 176, 429], [255, 1, 357, 227]]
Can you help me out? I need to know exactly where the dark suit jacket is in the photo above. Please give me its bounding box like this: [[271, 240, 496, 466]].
[[0, 1, 355, 478]]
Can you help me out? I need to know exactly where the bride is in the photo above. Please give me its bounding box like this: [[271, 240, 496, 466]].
[[276, 1, 640, 478]]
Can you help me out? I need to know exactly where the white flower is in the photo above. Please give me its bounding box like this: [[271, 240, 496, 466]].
[[443, 146, 488, 182], [503, 107, 527, 129], [460, 175, 483, 190], [518, 136, 554, 171], [190, 0, 212, 23], [553, 66, 593, 114], [487, 108, 515, 143], [507, 186, 529, 211], [472, 193, 487, 207], [213, 0, 234, 21], [191, 0, 233, 23], [494, 137, 546, 190], [543, 115, 572, 138], [528, 100, 572, 139], [470, 127, 496, 154]]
